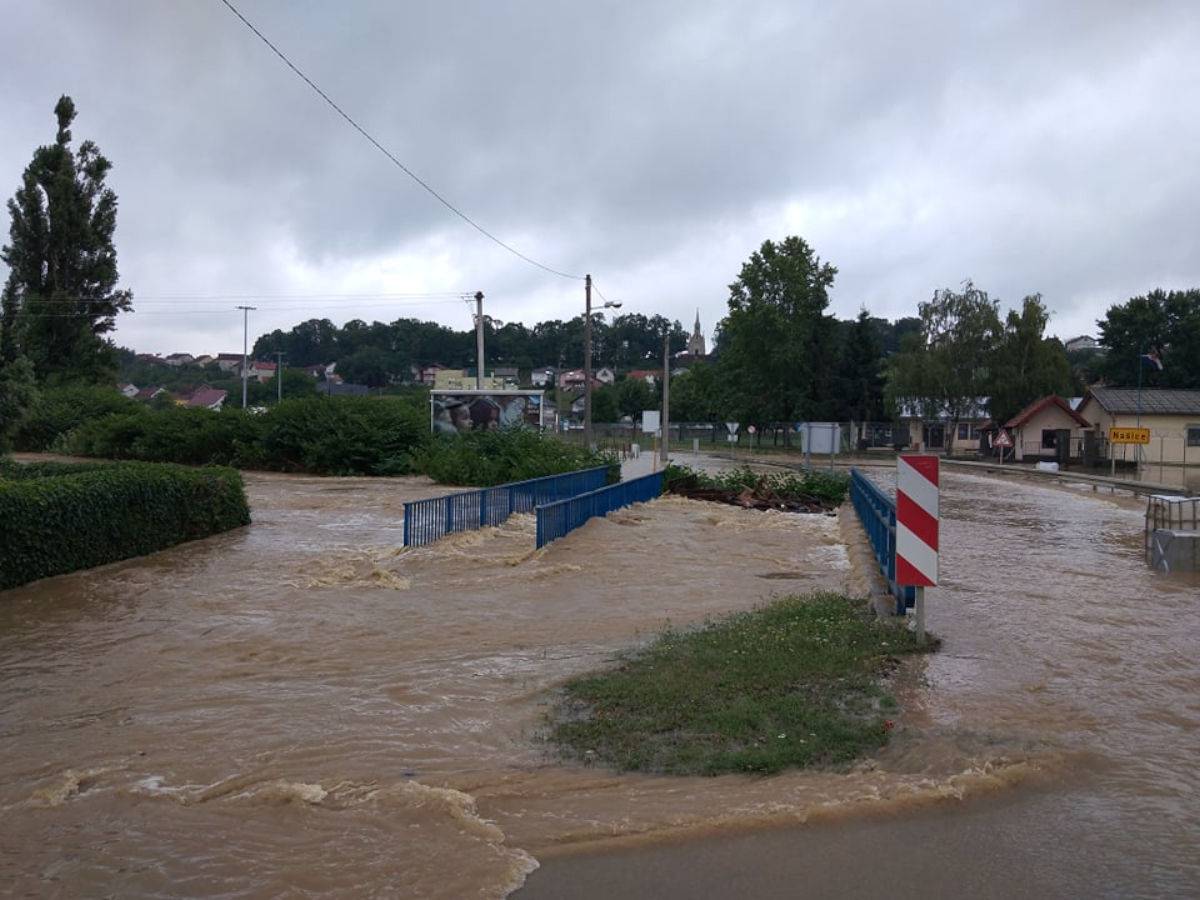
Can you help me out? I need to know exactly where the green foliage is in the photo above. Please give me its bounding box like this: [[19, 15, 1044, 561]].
[[0, 356, 37, 450], [2, 96, 132, 383], [663, 464, 849, 506], [550, 593, 928, 775], [988, 295, 1074, 424], [836, 310, 886, 422], [415, 428, 615, 486], [0, 460, 250, 591], [718, 236, 839, 423], [590, 383, 621, 422], [13, 385, 137, 450], [886, 280, 1001, 449], [256, 396, 426, 475], [1096, 288, 1200, 388], [70, 406, 263, 466]]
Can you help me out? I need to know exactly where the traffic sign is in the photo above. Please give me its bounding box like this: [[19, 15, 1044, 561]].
[[896, 454, 938, 588], [993, 428, 1013, 449], [1110, 427, 1150, 445], [726, 422, 739, 435]]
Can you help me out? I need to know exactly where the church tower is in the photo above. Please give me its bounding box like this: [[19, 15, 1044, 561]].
[[687, 309, 706, 357]]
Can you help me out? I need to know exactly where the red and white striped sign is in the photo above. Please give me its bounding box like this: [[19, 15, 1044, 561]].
[[896, 454, 938, 587]]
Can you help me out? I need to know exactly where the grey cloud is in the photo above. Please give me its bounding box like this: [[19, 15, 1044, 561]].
[[1, 0, 1197, 354]]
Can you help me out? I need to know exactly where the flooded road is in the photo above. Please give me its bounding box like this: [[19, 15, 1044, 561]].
[[2, 466, 1197, 897]]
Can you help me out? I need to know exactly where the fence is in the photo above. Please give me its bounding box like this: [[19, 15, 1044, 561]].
[[536, 471, 665, 548], [403, 466, 611, 547], [849, 468, 915, 615]]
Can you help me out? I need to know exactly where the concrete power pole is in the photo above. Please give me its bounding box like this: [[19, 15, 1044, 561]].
[[237, 305, 256, 409], [274, 350, 285, 403], [583, 274, 593, 450], [474, 291, 485, 390], [660, 331, 670, 465]]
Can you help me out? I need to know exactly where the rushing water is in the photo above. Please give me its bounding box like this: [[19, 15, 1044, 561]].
[[1, 466, 1197, 897]]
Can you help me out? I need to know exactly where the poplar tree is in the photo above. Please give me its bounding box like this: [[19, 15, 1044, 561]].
[[1, 95, 132, 383]]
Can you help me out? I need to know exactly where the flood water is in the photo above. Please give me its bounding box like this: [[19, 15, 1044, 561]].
[[1, 465, 1197, 897]]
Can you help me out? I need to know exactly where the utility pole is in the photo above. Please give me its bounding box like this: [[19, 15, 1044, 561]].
[[474, 291, 485, 389], [583, 275, 620, 451], [275, 350, 285, 403], [237, 305, 256, 409], [660, 330, 671, 465], [584, 274, 593, 449]]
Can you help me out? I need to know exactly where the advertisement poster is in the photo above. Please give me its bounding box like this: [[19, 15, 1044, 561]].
[[431, 390, 544, 434]]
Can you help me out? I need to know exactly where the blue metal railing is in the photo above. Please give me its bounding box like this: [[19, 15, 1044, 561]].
[[536, 471, 665, 548], [403, 466, 611, 547], [849, 468, 915, 614]]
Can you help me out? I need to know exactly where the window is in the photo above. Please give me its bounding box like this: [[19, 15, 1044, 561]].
[[1041, 429, 1058, 449], [958, 423, 970, 440], [1188, 425, 1200, 447]]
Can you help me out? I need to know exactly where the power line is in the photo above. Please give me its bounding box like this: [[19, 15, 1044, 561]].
[[23, 300, 470, 309], [216, 0, 585, 282]]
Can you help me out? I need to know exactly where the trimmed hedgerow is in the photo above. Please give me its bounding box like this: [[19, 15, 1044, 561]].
[[0, 460, 250, 591]]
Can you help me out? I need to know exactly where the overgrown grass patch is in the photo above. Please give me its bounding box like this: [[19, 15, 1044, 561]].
[[549, 593, 929, 776]]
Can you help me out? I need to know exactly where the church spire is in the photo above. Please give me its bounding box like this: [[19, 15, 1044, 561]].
[[687, 309, 706, 357]]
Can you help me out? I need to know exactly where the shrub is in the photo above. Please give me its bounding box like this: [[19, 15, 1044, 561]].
[[0, 461, 250, 591], [256, 396, 427, 475], [664, 464, 850, 506], [13, 385, 139, 451], [415, 428, 616, 486]]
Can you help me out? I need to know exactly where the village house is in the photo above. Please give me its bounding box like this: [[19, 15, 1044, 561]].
[[1064, 335, 1101, 353], [193, 354, 216, 367], [417, 364, 455, 385], [1003, 395, 1092, 461], [117, 382, 139, 399], [1077, 387, 1200, 465], [246, 360, 277, 383], [163, 352, 195, 367], [134, 386, 168, 401], [490, 366, 521, 387], [179, 387, 228, 411], [531, 366, 557, 387], [895, 399, 990, 452], [215, 353, 243, 373], [558, 369, 604, 391], [596, 367, 616, 385], [627, 369, 658, 387]]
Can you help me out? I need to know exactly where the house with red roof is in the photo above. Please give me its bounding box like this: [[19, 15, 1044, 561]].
[[1003, 395, 1091, 461], [181, 387, 228, 412]]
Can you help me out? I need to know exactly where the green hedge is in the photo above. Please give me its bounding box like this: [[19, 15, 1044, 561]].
[[413, 428, 616, 486], [0, 460, 251, 591], [13, 386, 138, 451], [64, 396, 428, 476]]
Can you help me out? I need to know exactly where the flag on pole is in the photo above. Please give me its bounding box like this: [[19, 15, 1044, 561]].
[[1140, 351, 1164, 370]]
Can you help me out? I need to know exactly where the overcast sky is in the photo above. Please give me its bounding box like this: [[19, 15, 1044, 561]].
[[2, 0, 1198, 356]]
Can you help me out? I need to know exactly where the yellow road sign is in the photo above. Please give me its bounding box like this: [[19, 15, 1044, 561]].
[[1109, 427, 1151, 445]]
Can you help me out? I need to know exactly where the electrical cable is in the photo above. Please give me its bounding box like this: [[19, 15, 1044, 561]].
[[216, 0, 585, 281]]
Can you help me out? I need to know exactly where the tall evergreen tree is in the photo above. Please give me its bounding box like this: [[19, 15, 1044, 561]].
[[2, 96, 132, 383]]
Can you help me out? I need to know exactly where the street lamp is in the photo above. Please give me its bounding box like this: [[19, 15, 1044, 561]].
[[583, 273, 621, 450]]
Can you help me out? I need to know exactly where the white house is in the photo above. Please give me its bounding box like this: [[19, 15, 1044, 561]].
[[596, 367, 616, 385], [531, 366, 557, 387], [117, 383, 139, 398]]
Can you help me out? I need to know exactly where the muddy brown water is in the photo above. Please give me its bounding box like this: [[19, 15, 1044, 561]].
[[1, 468, 1197, 897]]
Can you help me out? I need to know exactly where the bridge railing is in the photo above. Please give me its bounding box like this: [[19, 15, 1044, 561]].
[[536, 471, 664, 548], [849, 467, 915, 614], [403, 466, 611, 547]]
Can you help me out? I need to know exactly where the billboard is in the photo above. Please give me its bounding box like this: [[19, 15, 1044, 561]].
[[431, 389, 545, 434]]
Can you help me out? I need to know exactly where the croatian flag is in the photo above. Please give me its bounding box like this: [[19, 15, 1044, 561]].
[[1141, 352, 1164, 371]]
